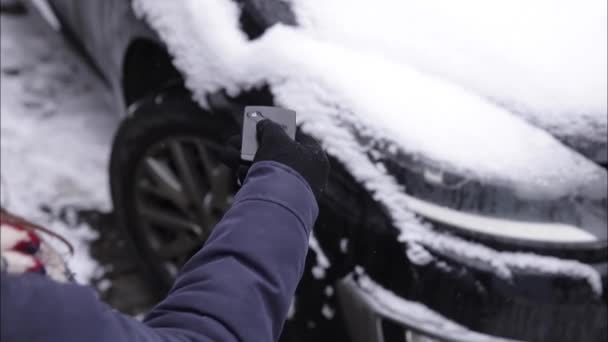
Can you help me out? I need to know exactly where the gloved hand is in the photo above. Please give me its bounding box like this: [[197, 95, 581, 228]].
[[220, 120, 329, 201]]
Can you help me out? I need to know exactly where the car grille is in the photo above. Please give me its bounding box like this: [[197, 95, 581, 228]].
[[373, 251, 607, 341]]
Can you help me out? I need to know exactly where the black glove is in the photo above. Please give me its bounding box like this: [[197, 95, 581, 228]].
[[220, 120, 329, 201]]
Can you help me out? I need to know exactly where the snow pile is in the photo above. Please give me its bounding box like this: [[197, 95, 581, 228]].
[[292, 0, 608, 150], [133, 0, 606, 200], [0, 13, 117, 283], [133, 0, 605, 293]]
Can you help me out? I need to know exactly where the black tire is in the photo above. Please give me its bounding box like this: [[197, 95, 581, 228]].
[[110, 88, 238, 293]]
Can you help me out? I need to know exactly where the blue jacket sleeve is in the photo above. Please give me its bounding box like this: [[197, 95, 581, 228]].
[[0, 161, 318, 342]]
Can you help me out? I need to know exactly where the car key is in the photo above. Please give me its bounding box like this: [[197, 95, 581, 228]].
[[241, 106, 296, 162]]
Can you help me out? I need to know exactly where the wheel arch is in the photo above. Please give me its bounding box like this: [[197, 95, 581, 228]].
[[122, 39, 183, 107]]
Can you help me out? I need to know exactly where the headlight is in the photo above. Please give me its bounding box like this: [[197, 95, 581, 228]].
[[379, 147, 607, 255], [402, 193, 598, 244]]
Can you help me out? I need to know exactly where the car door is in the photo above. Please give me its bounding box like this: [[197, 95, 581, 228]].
[[43, 0, 106, 70], [43, 0, 150, 89]]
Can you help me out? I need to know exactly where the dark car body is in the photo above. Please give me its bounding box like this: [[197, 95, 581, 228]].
[[28, 0, 607, 341]]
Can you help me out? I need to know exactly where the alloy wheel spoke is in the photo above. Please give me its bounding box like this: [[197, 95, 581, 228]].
[[168, 141, 211, 223], [212, 165, 233, 210], [201, 193, 221, 230], [142, 157, 190, 209], [135, 136, 235, 271], [156, 235, 200, 260], [137, 201, 203, 235], [195, 141, 233, 212], [195, 141, 220, 184], [169, 141, 205, 202]]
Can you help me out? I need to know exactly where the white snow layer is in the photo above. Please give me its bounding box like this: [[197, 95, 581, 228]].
[[353, 273, 518, 341], [133, 0, 605, 293], [309, 232, 330, 279], [292, 0, 608, 146], [0, 13, 117, 283]]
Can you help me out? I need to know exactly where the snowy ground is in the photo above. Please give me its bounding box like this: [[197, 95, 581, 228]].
[[0, 9, 117, 284]]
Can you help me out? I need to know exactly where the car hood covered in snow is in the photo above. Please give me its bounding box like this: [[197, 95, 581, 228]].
[[133, 0, 607, 293], [292, 0, 607, 162]]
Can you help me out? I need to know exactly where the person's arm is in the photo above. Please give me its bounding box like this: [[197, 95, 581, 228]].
[[1, 162, 316, 342], [1, 120, 329, 342], [145, 160, 318, 341]]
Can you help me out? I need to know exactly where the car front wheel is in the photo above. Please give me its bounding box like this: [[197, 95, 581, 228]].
[[110, 88, 238, 292]]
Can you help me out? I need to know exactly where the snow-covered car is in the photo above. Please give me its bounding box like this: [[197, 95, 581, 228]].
[[28, 0, 607, 341]]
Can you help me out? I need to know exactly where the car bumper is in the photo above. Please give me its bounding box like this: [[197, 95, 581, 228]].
[[336, 274, 521, 342]]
